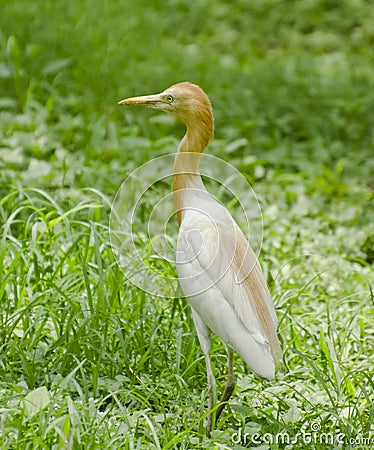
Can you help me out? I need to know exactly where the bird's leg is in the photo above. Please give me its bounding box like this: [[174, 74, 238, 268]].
[[204, 351, 216, 438], [215, 347, 236, 424], [190, 308, 216, 437]]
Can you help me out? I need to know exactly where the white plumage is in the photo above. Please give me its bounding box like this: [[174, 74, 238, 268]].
[[176, 187, 278, 380]]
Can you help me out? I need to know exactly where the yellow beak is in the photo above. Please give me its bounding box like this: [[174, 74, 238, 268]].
[[118, 93, 163, 106]]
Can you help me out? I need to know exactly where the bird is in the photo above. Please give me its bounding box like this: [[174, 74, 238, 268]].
[[118, 82, 282, 437]]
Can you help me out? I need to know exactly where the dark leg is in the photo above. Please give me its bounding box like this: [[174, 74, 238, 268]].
[[215, 347, 236, 423]]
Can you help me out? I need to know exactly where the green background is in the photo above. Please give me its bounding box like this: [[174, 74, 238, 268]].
[[0, 1, 373, 448]]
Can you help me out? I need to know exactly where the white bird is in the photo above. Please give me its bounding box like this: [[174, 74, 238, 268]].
[[119, 82, 282, 436]]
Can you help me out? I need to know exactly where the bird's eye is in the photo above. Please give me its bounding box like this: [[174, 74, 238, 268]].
[[166, 95, 174, 103]]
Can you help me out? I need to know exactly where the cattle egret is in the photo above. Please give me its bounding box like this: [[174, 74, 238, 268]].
[[119, 82, 282, 436]]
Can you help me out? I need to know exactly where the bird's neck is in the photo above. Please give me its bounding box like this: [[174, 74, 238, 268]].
[[173, 127, 210, 224]]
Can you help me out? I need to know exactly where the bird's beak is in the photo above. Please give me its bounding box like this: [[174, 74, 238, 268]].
[[118, 93, 163, 107]]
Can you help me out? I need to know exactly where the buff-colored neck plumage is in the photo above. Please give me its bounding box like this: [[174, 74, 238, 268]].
[[171, 83, 214, 224]]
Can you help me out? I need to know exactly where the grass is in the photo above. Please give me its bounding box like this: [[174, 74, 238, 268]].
[[1, 0, 374, 448]]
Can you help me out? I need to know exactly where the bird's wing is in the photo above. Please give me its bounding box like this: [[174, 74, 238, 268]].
[[177, 208, 281, 371], [218, 221, 282, 362]]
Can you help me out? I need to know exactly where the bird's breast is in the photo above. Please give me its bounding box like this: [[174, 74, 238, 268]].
[[176, 205, 233, 295]]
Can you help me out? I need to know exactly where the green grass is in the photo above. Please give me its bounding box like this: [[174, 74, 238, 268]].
[[1, 0, 373, 448]]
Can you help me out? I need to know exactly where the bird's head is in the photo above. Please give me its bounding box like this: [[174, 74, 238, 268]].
[[119, 82, 214, 141]]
